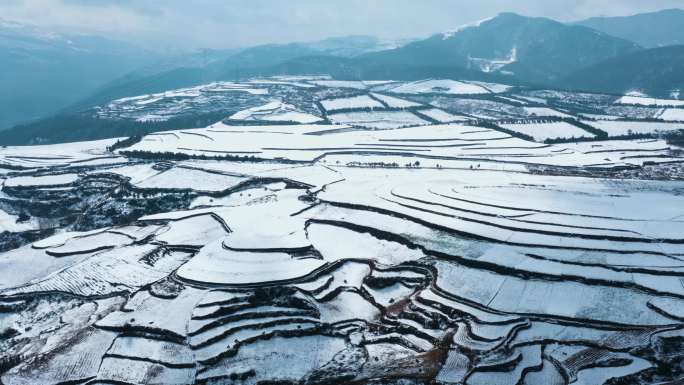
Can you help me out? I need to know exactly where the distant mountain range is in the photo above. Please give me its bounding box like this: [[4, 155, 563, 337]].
[[64, 35, 409, 113], [0, 19, 161, 130], [72, 12, 644, 109], [349, 12, 640, 83], [3, 9, 684, 132], [575, 8, 684, 48]]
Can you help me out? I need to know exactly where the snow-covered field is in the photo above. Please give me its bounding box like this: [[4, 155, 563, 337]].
[[95, 82, 270, 122], [229, 100, 323, 123], [0, 138, 121, 169], [320, 95, 384, 111], [120, 121, 680, 167], [417, 108, 471, 122], [370, 93, 422, 108], [588, 120, 684, 136], [0, 209, 37, 233], [310, 80, 371, 89], [656, 108, 684, 121], [499, 121, 595, 141], [387, 79, 495, 94], [2, 78, 684, 385], [615, 95, 684, 107], [327, 110, 428, 129], [523, 107, 573, 118]]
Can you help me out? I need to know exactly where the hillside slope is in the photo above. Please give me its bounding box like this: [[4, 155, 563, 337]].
[[557, 45, 684, 98], [576, 8, 684, 48], [353, 12, 641, 83], [0, 19, 159, 130]]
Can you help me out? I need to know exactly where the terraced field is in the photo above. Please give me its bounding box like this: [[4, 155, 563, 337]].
[[1, 78, 684, 384]]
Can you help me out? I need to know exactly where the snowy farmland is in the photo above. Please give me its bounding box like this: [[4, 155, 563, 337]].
[[327, 110, 429, 129], [228, 100, 323, 123], [417, 108, 472, 122], [614, 95, 684, 107], [499, 121, 595, 141], [2, 77, 684, 385], [656, 108, 684, 122], [94, 82, 270, 122], [387, 79, 496, 95], [320, 94, 385, 111], [588, 120, 684, 136]]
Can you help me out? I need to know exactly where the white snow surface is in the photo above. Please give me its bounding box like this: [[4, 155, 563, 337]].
[[523, 107, 573, 118], [123, 122, 680, 167], [499, 121, 595, 141], [615, 95, 684, 107], [4, 173, 79, 187], [588, 120, 684, 136], [442, 17, 494, 39], [370, 93, 421, 108], [418, 108, 471, 123], [320, 95, 384, 111], [328, 111, 428, 129], [177, 240, 325, 285], [0, 209, 37, 233], [388, 79, 492, 95], [656, 108, 684, 122], [230, 101, 322, 123]]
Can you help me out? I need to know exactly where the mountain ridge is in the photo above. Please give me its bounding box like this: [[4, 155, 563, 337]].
[[575, 8, 684, 48], [0, 19, 162, 130], [67, 12, 642, 112], [557, 45, 684, 98]]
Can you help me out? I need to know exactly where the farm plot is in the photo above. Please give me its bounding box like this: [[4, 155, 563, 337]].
[[229, 100, 323, 123], [370, 93, 422, 108], [0, 138, 119, 169], [315, 167, 684, 255], [0, 209, 37, 233], [523, 107, 573, 118], [521, 89, 615, 106], [327, 110, 429, 129], [132, 166, 246, 192], [499, 121, 595, 142], [387, 79, 495, 95], [656, 108, 684, 122], [95, 82, 270, 122], [416, 108, 472, 123], [614, 95, 684, 107], [247, 78, 318, 88], [427, 97, 529, 120], [309, 80, 369, 89], [320, 95, 385, 112], [587, 120, 684, 136], [4, 173, 79, 187], [176, 241, 325, 285]]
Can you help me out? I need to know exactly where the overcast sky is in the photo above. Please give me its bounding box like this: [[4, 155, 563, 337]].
[[2, 0, 683, 51]]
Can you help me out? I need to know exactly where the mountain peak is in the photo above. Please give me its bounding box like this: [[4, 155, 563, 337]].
[[496, 11, 525, 19], [655, 8, 684, 14], [442, 12, 537, 40], [442, 16, 495, 39]]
